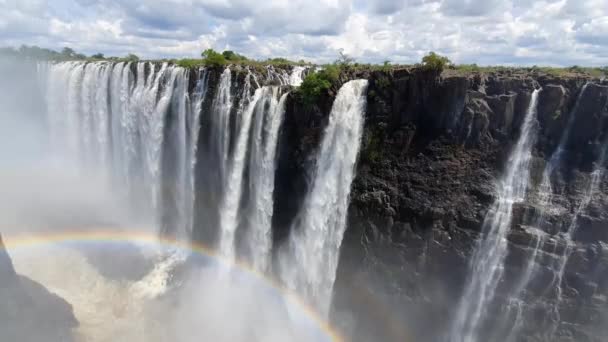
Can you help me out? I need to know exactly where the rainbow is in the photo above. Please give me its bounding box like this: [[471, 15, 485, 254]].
[[1, 228, 343, 342]]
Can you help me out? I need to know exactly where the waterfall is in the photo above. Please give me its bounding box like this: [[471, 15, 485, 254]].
[[218, 84, 288, 269], [186, 69, 210, 235], [547, 138, 608, 338], [289, 66, 306, 86], [496, 82, 592, 340], [450, 88, 541, 342], [279, 79, 368, 316], [264, 65, 306, 86], [218, 86, 261, 260], [243, 88, 289, 271], [38, 61, 362, 309], [41, 61, 201, 238]]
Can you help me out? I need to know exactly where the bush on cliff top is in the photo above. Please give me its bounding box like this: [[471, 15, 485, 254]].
[[201, 49, 227, 67], [421, 52, 452, 72], [296, 64, 341, 106]]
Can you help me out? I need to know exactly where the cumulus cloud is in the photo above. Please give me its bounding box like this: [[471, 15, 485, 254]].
[[0, 0, 607, 65]]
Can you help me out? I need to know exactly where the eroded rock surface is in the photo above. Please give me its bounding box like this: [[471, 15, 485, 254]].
[[0, 233, 78, 342]]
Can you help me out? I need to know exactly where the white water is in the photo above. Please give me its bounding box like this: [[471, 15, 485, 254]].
[[450, 88, 541, 342], [265, 65, 307, 86], [218, 87, 262, 260], [9, 241, 329, 342], [289, 66, 306, 86], [218, 84, 288, 270], [209, 68, 233, 184], [42, 62, 291, 268], [8, 60, 348, 341], [547, 139, 608, 338], [11, 244, 180, 342], [244, 88, 289, 271], [496, 82, 592, 339], [280, 79, 368, 316], [41, 62, 199, 238]]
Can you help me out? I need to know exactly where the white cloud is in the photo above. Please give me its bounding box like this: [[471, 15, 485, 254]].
[[0, 0, 606, 65]]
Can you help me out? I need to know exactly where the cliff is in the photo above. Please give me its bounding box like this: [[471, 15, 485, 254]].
[[273, 68, 608, 342], [0, 233, 78, 342]]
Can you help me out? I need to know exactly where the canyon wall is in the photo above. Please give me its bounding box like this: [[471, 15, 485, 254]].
[[0, 233, 78, 342], [274, 68, 608, 342]]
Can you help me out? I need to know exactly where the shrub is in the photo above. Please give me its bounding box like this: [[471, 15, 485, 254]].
[[200, 49, 227, 67], [176, 59, 206, 68], [91, 53, 104, 59], [336, 51, 355, 67], [222, 50, 247, 62], [296, 64, 343, 105], [421, 52, 452, 72], [125, 53, 140, 62], [297, 72, 332, 105]]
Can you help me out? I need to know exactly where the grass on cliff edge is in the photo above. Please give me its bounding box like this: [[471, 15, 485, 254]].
[[5, 46, 607, 79]]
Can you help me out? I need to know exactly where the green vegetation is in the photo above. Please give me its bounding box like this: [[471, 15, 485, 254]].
[[292, 51, 360, 106], [171, 50, 309, 71], [176, 58, 206, 68], [124, 53, 139, 62], [296, 64, 342, 106], [2, 45, 606, 82], [201, 49, 227, 67], [222, 50, 248, 62], [421, 52, 452, 72]]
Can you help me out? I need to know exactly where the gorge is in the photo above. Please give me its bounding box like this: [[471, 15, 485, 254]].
[[1, 57, 607, 342]]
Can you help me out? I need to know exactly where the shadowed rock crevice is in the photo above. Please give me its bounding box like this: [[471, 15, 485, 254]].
[[0, 233, 78, 342]]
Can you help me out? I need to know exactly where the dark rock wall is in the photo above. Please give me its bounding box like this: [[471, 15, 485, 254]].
[[273, 69, 608, 342], [0, 233, 78, 342]]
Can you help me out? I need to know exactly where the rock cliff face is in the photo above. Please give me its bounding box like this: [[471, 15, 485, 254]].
[[0, 233, 78, 342], [274, 69, 608, 342]]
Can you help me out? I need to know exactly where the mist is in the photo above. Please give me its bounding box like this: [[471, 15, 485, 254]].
[[0, 57, 138, 234], [0, 57, 339, 342]]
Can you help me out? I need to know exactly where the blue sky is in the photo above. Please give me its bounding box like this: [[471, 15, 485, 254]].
[[1, 0, 607, 65]]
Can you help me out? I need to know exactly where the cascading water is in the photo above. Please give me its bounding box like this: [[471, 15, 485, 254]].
[[288, 66, 306, 86], [498, 82, 592, 340], [450, 88, 541, 342], [35, 61, 368, 332], [242, 88, 289, 271], [546, 138, 608, 338], [279, 79, 368, 316], [218, 82, 288, 269], [41, 61, 198, 239], [218, 85, 262, 260]]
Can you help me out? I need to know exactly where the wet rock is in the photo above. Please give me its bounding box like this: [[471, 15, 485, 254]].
[[0, 232, 78, 342], [274, 68, 608, 342]]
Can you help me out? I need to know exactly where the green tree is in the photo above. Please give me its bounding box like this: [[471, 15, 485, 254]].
[[297, 65, 341, 105], [421, 52, 452, 72], [201, 48, 227, 67], [61, 47, 76, 58], [91, 52, 105, 59], [125, 53, 140, 62], [336, 50, 355, 67], [221, 50, 247, 61]]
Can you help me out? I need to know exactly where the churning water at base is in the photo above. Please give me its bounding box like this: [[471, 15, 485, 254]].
[[9, 239, 334, 342], [450, 88, 541, 342], [279, 79, 368, 316]]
